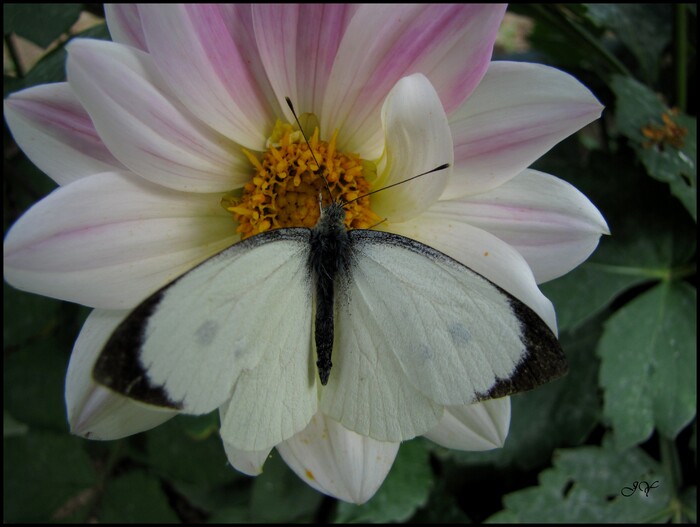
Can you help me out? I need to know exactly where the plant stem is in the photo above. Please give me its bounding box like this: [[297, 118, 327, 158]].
[[659, 435, 681, 494], [674, 5, 688, 111]]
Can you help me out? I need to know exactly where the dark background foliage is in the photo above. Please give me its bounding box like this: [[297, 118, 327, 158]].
[[4, 4, 696, 522]]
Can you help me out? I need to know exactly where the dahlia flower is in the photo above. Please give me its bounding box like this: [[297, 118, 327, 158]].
[[3, 4, 607, 504]]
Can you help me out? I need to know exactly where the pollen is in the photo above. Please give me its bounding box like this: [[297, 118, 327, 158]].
[[222, 120, 381, 239], [641, 109, 687, 150]]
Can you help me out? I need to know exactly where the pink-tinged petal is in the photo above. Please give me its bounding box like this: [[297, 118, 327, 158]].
[[104, 4, 147, 51], [371, 74, 453, 223], [277, 412, 400, 504], [4, 83, 125, 185], [444, 61, 604, 199], [222, 440, 272, 476], [66, 39, 249, 193], [424, 398, 511, 451], [387, 216, 557, 333], [3, 171, 237, 309], [138, 4, 277, 150], [441, 169, 610, 283], [252, 4, 356, 119], [322, 4, 506, 157], [66, 309, 177, 440]]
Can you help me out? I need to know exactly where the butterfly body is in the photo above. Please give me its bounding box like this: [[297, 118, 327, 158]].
[[308, 202, 351, 385]]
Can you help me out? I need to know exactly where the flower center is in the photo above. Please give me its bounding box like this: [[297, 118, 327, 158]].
[[222, 121, 381, 239]]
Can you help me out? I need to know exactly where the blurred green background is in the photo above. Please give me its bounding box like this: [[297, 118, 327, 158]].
[[3, 4, 696, 523]]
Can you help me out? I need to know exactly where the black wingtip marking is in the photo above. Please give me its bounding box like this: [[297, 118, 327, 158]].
[[92, 292, 183, 410], [477, 298, 568, 401]]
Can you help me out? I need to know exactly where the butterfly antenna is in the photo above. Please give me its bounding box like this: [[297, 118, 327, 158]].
[[285, 97, 334, 204], [343, 163, 450, 207]]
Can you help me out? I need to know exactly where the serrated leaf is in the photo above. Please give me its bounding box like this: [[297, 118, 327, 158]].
[[598, 281, 697, 449], [487, 442, 673, 522], [334, 439, 433, 523], [541, 265, 647, 333], [4, 4, 83, 48], [3, 432, 97, 522], [98, 470, 179, 523]]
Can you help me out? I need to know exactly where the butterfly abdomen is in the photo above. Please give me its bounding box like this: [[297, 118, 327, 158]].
[[309, 203, 352, 385]]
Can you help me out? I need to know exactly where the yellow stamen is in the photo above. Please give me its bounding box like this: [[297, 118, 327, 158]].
[[223, 119, 381, 239]]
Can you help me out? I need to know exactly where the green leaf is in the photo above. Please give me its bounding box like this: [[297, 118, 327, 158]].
[[680, 486, 697, 523], [541, 265, 647, 333], [334, 439, 433, 523], [3, 431, 97, 522], [249, 451, 323, 522], [3, 4, 83, 48], [3, 411, 29, 438], [3, 342, 70, 432], [5, 22, 112, 93], [585, 4, 672, 84], [135, 413, 243, 514], [487, 441, 673, 522], [411, 480, 471, 523], [3, 287, 61, 349], [598, 281, 697, 449], [612, 75, 697, 221], [140, 414, 241, 488], [98, 470, 179, 523], [637, 115, 697, 222]]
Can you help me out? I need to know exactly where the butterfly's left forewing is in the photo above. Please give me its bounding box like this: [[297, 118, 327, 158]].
[[320, 230, 567, 442]]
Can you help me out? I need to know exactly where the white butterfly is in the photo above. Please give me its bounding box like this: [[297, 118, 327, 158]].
[[93, 101, 567, 452], [93, 195, 566, 452]]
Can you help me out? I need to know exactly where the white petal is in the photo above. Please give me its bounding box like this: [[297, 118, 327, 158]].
[[424, 397, 511, 451], [444, 61, 604, 199], [139, 4, 277, 149], [4, 83, 125, 184], [66, 38, 249, 193], [443, 169, 610, 283], [104, 4, 147, 50], [277, 412, 400, 504], [371, 74, 453, 223], [222, 440, 272, 476], [3, 171, 237, 309], [252, 4, 357, 119], [322, 5, 505, 158], [66, 309, 177, 440], [387, 216, 557, 333]]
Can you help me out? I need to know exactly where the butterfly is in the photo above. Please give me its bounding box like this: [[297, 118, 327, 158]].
[[92, 100, 567, 451]]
